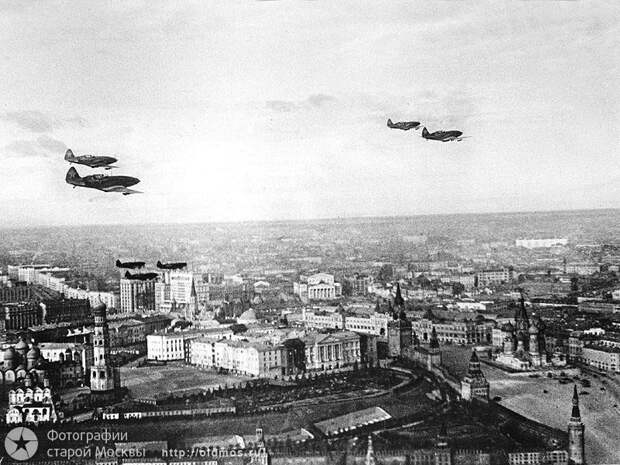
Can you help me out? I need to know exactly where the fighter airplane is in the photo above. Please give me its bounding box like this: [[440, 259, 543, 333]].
[[387, 119, 420, 131], [116, 260, 146, 269], [65, 167, 142, 195], [124, 271, 159, 281], [156, 261, 188, 270], [64, 149, 118, 170], [421, 127, 466, 142]]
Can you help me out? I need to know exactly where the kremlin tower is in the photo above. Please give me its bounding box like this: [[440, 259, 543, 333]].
[[568, 385, 585, 465]]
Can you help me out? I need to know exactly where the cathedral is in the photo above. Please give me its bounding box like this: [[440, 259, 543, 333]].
[[495, 297, 548, 371]]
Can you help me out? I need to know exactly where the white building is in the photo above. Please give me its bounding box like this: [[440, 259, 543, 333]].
[[120, 277, 156, 314], [294, 273, 342, 301], [6, 382, 57, 425], [515, 238, 568, 249], [476, 269, 511, 286], [169, 271, 195, 304], [147, 333, 186, 361], [302, 331, 361, 371]]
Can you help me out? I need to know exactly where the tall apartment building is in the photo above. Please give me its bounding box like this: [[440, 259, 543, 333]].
[[120, 277, 156, 314]]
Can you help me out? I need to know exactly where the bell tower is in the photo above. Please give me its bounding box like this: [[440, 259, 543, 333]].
[[90, 303, 116, 402]]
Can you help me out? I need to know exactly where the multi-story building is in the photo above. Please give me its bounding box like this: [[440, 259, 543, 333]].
[[63, 288, 118, 311], [120, 276, 156, 314], [301, 331, 361, 371], [577, 301, 620, 315], [168, 271, 195, 304], [580, 344, 620, 372], [302, 308, 345, 330], [2, 302, 42, 330], [147, 333, 186, 361], [146, 331, 205, 361], [345, 312, 390, 338], [565, 263, 600, 275], [476, 269, 511, 287], [109, 319, 145, 347], [294, 273, 342, 301], [515, 238, 568, 249], [38, 342, 93, 374], [346, 274, 373, 296], [0, 283, 32, 303], [303, 307, 390, 339], [411, 318, 491, 345], [201, 339, 285, 377], [40, 298, 91, 324]]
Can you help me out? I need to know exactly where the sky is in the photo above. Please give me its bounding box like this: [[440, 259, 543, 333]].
[[0, 0, 618, 227]]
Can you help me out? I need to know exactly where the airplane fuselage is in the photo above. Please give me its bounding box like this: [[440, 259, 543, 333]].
[[68, 155, 118, 168], [423, 129, 464, 142], [81, 174, 140, 190]]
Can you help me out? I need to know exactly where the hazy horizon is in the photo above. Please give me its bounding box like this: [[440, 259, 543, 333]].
[[1, 1, 618, 227], [1, 206, 618, 230]]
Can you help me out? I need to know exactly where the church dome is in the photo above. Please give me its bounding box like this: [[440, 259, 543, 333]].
[[93, 302, 107, 317], [14, 338, 28, 351], [238, 308, 257, 323], [528, 324, 539, 334], [502, 322, 514, 332], [4, 347, 16, 360], [27, 346, 41, 359]]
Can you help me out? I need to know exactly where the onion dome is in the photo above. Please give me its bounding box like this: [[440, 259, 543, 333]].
[[93, 302, 107, 317], [14, 338, 28, 352], [528, 324, 539, 334], [4, 347, 16, 360], [27, 346, 40, 360]]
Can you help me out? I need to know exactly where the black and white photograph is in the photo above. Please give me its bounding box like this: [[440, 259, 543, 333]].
[[0, 1, 619, 464]]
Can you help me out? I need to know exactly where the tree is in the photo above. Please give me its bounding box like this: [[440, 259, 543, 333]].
[[452, 282, 465, 296], [341, 279, 353, 297]]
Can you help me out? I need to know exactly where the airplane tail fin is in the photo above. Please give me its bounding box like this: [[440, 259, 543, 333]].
[[116, 260, 122, 267], [422, 127, 429, 137], [65, 167, 81, 184], [157, 260, 163, 268], [125, 271, 132, 279], [387, 119, 393, 127], [64, 149, 74, 161]]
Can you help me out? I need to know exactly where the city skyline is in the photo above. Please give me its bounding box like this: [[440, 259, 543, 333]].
[[1, 0, 619, 227]]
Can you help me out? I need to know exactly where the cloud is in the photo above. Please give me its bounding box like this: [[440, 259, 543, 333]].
[[307, 94, 335, 107], [64, 116, 89, 128], [1, 111, 89, 132], [266, 94, 337, 113], [2, 111, 56, 132], [4, 140, 43, 157], [266, 100, 298, 112], [37, 135, 67, 153]]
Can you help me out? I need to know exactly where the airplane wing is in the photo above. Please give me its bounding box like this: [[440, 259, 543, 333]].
[[101, 186, 143, 195]]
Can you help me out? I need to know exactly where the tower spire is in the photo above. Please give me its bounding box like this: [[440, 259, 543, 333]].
[[571, 384, 581, 420], [568, 384, 585, 465], [394, 282, 404, 308]]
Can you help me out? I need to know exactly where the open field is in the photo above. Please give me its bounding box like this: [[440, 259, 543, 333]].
[[120, 364, 252, 398], [440, 344, 619, 465], [486, 365, 619, 465]]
